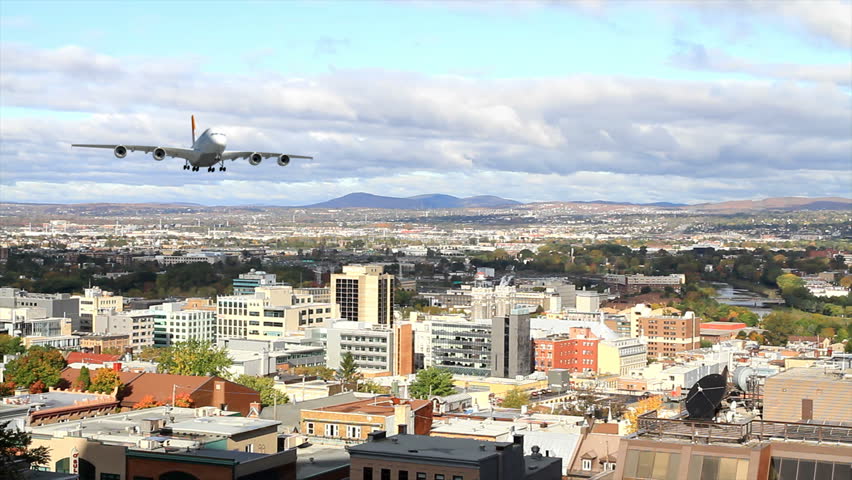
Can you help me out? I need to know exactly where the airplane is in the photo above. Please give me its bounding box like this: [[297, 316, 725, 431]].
[[72, 115, 313, 172]]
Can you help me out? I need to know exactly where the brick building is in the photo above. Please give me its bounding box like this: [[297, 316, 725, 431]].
[[534, 327, 600, 374], [637, 314, 701, 358]]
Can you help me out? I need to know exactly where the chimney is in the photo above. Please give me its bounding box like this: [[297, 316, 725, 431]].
[[513, 434, 524, 447], [397, 424, 407, 435], [248, 402, 261, 418], [368, 430, 387, 442], [394, 403, 412, 435]]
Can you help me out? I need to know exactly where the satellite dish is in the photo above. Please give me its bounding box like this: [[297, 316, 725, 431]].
[[685, 368, 729, 420]]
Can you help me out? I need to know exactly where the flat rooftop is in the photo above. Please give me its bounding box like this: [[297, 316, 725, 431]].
[[767, 367, 852, 383], [169, 416, 280, 436], [295, 444, 350, 479], [348, 434, 511, 462], [306, 398, 429, 416], [1, 391, 106, 411]]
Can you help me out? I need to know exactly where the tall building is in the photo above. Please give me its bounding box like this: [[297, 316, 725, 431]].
[[330, 264, 394, 326], [75, 287, 123, 333], [637, 313, 701, 358], [431, 319, 493, 376], [232, 269, 279, 295], [217, 286, 337, 339], [150, 300, 216, 347], [491, 310, 533, 379], [93, 310, 155, 351]]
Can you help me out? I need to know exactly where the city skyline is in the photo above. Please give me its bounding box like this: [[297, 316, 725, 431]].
[[1, 1, 850, 205]]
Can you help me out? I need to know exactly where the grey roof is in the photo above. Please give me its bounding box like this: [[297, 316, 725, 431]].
[[296, 444, 351, 480], [129, 447, 266, 463], [260, 392, 361, 428], [169, 416, 280, 436], [348, 434, 509, 464]]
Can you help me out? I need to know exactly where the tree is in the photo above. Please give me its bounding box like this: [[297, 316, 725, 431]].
[[845, 341, 852, 354], [292, 365, 335, 381], [357, 381, 391, 394], [89, 368, 122, 393], [174, 392, 194, 408], [336, 352, 361, 391], [0, 382, 16, 397], [133, 394, 163, 409], [74, 365, 92, 391], [0, 421, 50, 478], [624, 396, 663, 434], [158, 339, 232, 377], [137, 346, 168, 363], [776, 273, 805, 293], [234, 375, 288, 406], [501, 387, 530, 409], [0, 335, 25, 356], [29, 380, 46, 394], [700, 339, 714, 349], [3, 346, 67, 388], [409, 367, 456, 399]]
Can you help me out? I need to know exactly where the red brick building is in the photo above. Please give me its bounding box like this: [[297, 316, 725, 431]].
[[638, 315, 701, 358], [534, 327, 599, 374]]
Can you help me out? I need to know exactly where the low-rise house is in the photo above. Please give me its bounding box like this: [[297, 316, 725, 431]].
[[300, 396, 432, 446]]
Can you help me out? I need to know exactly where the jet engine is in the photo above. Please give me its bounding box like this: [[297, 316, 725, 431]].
[[113, 145, 128, 158], [249, 153, 263, 166], [152, 147, 167, 161], [277, 155, 290, 167]]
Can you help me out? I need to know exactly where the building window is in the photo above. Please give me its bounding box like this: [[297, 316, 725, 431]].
[[399, 472, 409, 480], [416, 474, 426, 480], [453, 477, 463, 480], [101, 475, 121, 480], [582, 459, 593, 471], [603, 462, 615, 471], [346, 425, 362, 438], [381, 469, 391, 480], [435, 476, 444, 480], [363, 467, 374, 480], [244, 444, 254, 453], [306, 422, 314, 435], [325, 424, 339, 437]]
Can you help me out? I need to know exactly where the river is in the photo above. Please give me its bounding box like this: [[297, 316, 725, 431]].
[[710, 282, 778, 318]]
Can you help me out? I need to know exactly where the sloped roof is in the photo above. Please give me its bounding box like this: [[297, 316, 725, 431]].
[[59, 368, 229, 406], [66, 352, 122, 364]]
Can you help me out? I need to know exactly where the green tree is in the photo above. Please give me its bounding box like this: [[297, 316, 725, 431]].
[[137, 346, 168, 363], [158, 339, 232, 376], [501, 387, 530, 409], [409, 367, 456, 399], [234, 375, 289, 406], [776, 273, 805, 294], [0, 335, 25, 356], [89, 368, 122, 393], [845, 342, 852, 354], [336, 352, 361, 391], [700, 339, 714, 349], [3, 346, 66, 388], [357, 381, 391, 394], [292, 365, 335, 381], [0, 421, 51, 478], [74, 365, 91, 391]]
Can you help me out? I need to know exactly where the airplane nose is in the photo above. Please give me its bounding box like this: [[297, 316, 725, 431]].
[[213, 135, 227, 146]]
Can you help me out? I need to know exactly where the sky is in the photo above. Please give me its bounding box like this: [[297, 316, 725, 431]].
[[1, 0, 850, 206]]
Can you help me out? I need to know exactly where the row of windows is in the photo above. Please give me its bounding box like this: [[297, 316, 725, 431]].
[[363, 468, 464, 480]]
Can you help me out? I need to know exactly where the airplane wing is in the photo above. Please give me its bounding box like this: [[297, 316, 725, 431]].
[[221, 151, 314, 161], [72, 144, 198, 160]]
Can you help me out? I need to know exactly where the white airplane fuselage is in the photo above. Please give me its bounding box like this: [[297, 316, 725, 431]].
[[190, 128, 227, 167]]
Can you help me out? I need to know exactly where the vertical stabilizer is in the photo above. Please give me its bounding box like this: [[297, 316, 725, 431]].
[[191, 115, 197, 145]]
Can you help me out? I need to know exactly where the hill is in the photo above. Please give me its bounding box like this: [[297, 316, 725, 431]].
[[304, 193, 521, 209]]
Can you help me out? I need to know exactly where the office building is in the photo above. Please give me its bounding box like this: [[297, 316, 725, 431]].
[[310, 320, 413, 375], [233, 269, 279, 295], [637, 312, 701, 358], [348, 433, 562, 480], [217, 286, 338, 339], [603, 273, 686, 294], [75, 286, 123, 332], [431, 319, 493, 376], [150, 300, 216, 347], [0, 288, 80, 332], [330, 264, 394, 326], [491, 310, 533, 379], [93, 309, 155, 351]]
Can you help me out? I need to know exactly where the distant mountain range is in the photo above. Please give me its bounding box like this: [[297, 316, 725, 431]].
[[303, 193, 521, 209], [2, 196, 849, 213]]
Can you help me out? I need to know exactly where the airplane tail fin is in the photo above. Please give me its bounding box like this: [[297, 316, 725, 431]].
[[191, 115, 197, 145]]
